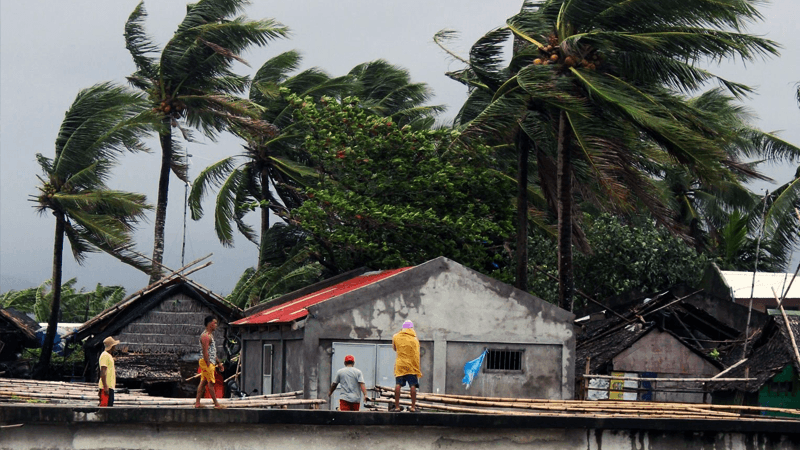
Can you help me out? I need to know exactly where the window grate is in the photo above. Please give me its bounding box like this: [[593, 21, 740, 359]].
[[485, 349, 523, 371]]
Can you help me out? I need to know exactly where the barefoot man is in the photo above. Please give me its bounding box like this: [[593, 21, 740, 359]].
[[195, 316, 226, 409]]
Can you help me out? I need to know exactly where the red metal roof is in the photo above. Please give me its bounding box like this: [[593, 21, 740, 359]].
[[231, 267, 412, 326]]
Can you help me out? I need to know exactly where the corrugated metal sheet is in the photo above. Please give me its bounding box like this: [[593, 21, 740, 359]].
[[232, 267, 412, 326], [721, 271, 800, 300]]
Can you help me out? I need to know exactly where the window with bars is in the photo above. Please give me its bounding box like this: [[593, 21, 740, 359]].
[[485, 349, 523, 372]]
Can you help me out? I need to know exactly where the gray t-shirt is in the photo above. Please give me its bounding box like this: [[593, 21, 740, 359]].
[[333, 366, 366, 403]]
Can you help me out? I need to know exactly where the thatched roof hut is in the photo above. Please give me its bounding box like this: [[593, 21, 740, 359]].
[[0, 307, 40, 359], [65, 274, 242, 388]]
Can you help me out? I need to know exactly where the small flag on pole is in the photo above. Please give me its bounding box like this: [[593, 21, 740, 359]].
[[462, 349, 488, 389]]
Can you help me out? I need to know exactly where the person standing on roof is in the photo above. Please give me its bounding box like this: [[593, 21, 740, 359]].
[[328, 354, 367, 411], [392, 320, 422, 412], [195, 315, 226, 409], [98, 336, 119, 407]]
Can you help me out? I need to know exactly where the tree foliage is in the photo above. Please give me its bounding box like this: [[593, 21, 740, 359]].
[[2, 280, 125, 323], [529, 214, 709, 306], [287, 95, 516, 273]]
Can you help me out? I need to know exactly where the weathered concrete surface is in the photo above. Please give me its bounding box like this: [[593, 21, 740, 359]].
[[302, 257, 576, 400], [1, 405, 798, 450]]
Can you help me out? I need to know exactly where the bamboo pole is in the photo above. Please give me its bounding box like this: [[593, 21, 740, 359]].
[[771, 287, 800, 370], [375, 386, 800, 418], [370, 397, 796, 421], [378, 391, 740, 417], [711, 359, 748, 379], [580, 375, 755, 382]]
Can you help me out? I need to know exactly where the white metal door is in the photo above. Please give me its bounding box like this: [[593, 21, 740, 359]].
[[330, 343, 376, 410], [376, 344, 397, 390], [262, 344, 273, 395]]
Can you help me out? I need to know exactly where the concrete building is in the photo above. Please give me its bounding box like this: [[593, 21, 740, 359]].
[[231, 257, 575, 406]]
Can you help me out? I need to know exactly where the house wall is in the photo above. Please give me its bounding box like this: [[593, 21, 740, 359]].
[[445, 341, 563, 398], [301, 257, 575, 400], [612, 330, 719, 403], [239, 325, 304, 396], [114, 292, 226, 358]]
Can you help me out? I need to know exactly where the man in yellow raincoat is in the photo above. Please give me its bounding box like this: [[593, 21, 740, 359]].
[[392, 320, 422, 412]]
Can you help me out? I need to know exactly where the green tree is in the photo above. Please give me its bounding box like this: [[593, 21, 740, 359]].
[[189, 51, 348, 267], [344, 60, 445, 129], [529, 214, 709, 306], [288, 95, 516, 272], [24, 279, 126, 323], [123, 0, 289, 283], [460, 0, 778, 310], [31, 83, 153, 377], [658, 89, 800, 262]]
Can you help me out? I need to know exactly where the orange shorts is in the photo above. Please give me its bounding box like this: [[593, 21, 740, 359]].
[[339, 399, 361, 411]]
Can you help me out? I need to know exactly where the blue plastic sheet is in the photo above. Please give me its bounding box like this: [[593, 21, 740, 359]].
[[462, 349, 488, 389]]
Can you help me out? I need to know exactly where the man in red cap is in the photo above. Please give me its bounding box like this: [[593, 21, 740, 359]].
[[328, 354, 367, 411]]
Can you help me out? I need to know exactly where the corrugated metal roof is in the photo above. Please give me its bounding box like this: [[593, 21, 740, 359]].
[[720, 271, 800, 300], [231, 267, 413, 326]]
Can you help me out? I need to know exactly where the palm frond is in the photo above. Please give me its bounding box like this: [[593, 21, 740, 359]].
[[213, 166, 249, 246], [189, 156, 237, 220], [124, 1, 159, 78]]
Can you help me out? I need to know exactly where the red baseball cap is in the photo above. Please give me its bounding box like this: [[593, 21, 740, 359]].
[[344, 355, 355, 363]]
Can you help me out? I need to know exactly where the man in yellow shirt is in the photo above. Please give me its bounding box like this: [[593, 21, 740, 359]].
[[392, 320, 422, 412], [98, 336, 119, 407]]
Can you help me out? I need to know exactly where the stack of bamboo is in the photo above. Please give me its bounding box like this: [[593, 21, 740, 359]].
[[372, 386, 800, 421], [0, 379, 324, 409]]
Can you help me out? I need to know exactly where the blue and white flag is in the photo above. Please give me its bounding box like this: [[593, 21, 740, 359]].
[[462, 349, 488, 389]]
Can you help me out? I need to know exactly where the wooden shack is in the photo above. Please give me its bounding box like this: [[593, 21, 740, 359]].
[[65, 275, 241, 394], [576, 288, 735, 403]]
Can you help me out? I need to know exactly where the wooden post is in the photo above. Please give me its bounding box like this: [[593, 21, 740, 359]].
[[582, 357, 591, 400]]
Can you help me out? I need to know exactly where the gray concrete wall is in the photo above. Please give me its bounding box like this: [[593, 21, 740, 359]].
[[303, 257, 575, 400], [445, 341, 563, 398], [2, 421, 798, 450]]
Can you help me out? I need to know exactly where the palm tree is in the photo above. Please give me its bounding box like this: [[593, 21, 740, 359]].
[[458, 0, 778, 310], [123, 0, 289, 283], [188, 51, 349, 267], [657, 89, 800, 267], [190, 55, 443, 267], [344, 60, 445, 129], [31, 83, 153, 377]]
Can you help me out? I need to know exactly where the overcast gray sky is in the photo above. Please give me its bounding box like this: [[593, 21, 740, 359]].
[[2, 0, 799, 297]]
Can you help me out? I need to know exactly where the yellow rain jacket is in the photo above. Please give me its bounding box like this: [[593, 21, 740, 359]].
[[393, 328, 422, 377]]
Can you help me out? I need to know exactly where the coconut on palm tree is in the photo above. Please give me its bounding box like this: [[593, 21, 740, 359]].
[[455, 0, 779, 310], [31, 83, 153, 377], [123, 0, 289, 283]]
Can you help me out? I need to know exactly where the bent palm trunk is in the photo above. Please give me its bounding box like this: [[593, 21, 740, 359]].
[[557, 111, 574, 312], [149, 122, 173, 284], [36, 212, 65, 378]]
